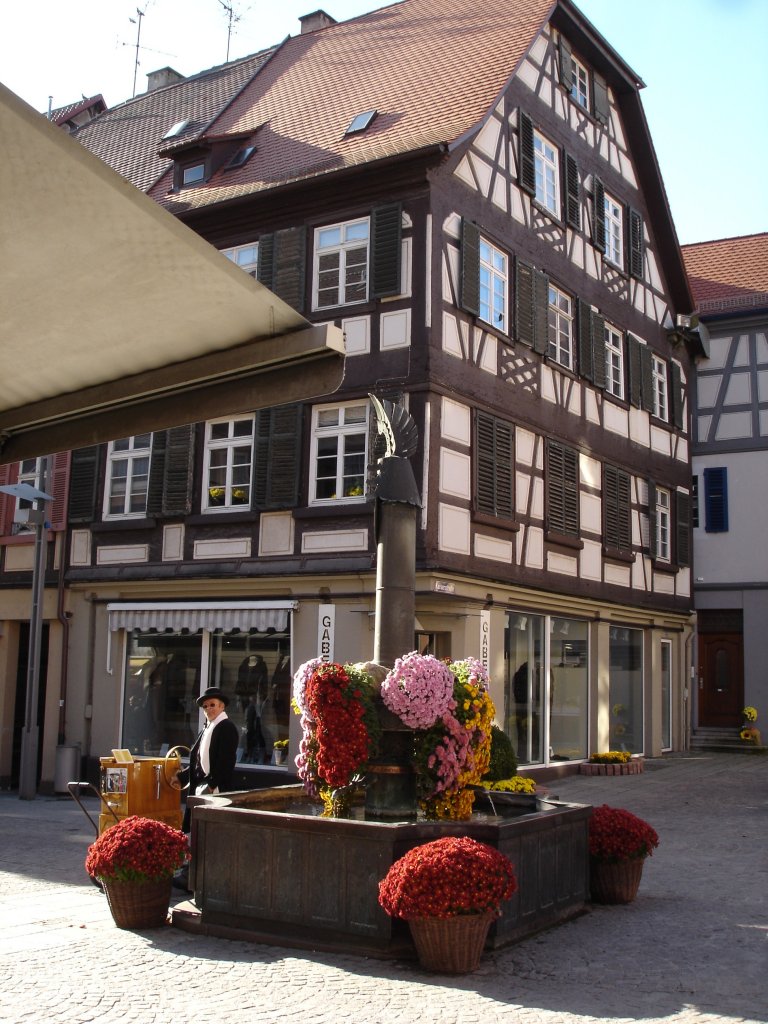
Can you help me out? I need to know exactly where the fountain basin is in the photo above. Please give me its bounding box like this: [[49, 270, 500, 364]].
[[172, 785, 590, 958]]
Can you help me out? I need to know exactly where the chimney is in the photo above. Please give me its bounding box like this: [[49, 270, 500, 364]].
[[299, 9, 337, 34], [146, 67, 185, 93]]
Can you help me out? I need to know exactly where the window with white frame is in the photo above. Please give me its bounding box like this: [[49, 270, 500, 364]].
[[652, 354, 668, 420], [479, 239, 507, 331], [547, 284, 574, 369], [604, 324, 624, 399], [313, 218, 369, 309], [310, 401, 368, 503], [604, 191, 623, 267], [12, 456, 46, 533], [203, 417, 254, 511], [534, 130, 560, 216], [655, 487, 671, 561], [104, 435, 152, 518], [571, 57, 590, 109], [221, 242, 259, 276], [182, 163, 205, 186]]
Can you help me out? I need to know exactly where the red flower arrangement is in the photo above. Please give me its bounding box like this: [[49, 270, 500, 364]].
[[588, 804, 659, 863], [378, 836, 517, 919], [85, 816, 190, 882]]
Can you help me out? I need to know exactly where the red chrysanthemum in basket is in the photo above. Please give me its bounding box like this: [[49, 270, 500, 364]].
[[85, 816, 189, 882], [378, 836, 517, 920], [588, 804, 659, 863]]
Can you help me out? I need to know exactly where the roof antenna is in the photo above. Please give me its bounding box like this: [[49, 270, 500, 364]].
[[217, 0, 243, 63], [129, 7, 145, 98]]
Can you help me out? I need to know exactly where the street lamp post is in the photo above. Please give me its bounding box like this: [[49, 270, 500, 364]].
[[0, 465, 53, 800]]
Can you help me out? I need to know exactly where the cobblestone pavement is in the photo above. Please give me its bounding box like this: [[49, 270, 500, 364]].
[[0, 752, 765, 1024]]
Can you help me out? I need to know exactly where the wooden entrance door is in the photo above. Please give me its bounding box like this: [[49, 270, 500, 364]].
[[698, 632, 743, 727]]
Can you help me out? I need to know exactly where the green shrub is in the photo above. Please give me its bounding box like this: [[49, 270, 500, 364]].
[[484, 725, 517, 782]]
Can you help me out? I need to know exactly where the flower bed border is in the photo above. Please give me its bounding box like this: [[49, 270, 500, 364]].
[[579, 756, 644, 776]]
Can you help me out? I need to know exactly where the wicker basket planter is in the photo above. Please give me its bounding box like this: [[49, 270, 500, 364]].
[[408, 911, 495, 973], [102, 877, 173, 929], [589, 857, 645, 904]]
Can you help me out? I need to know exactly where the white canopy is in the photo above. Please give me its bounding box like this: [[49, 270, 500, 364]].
[[0, 83, 344, 463]]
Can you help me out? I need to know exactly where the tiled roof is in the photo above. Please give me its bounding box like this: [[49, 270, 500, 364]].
[[74, 49, 276, 193], [149, 0, 555, 211], [682, 233, 768, 314], [49, 95, 106, 124]]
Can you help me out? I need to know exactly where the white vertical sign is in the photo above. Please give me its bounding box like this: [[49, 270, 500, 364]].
[[318, 604, 335, 663], [480, 609, 491, 674]]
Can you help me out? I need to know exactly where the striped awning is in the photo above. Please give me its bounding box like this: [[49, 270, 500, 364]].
[[107, 601, 297, 634]]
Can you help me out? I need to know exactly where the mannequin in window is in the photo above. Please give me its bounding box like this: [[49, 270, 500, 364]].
[[236, 654, 268, 711]]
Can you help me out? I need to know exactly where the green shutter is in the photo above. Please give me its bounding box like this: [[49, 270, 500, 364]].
[[254, 404, 303, 510], [518, 111, 536, 195], [676, 491, 690, 566], [273, 227, 306, 312], [591, 311, 607, 388], [547, 440, 579, 536], [578, 300, 594, 381], [515, 259, 535, 347], [629, 208, 644, 279], [593, 177, 606, 252], [371, 203, 402, 298], [146, 431, 167, 517], [161, 424, 195, 517], [460, 219, 480, 316], [670, 361, 684, 429], [256, 233, 275, 290], [564, 152, 581, 229], [593, 73, 609, 126], [627, 334, 643, 408], [475, 412, 514, 520], [532, 268, 549, 355], [68, 446, 100, 524], [640, 346, 654, 412], [558, 36, 573, 89]]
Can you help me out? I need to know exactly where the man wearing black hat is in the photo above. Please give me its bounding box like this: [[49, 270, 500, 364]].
[[173, 687, 239, 891]]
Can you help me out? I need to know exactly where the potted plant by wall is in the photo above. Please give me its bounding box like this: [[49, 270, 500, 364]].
[[740, 706, 761, 745], [588, 804, 659, 904], [85, 815, 189, 929], [273, 738, 289, 765], [378, 836, 517, 973]]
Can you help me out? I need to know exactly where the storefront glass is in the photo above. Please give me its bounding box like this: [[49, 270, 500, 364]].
[[121, 630, 292, 761], [548, 617, 589, 762], [661, 639, 672, 750], [608, 627, 643, 753]]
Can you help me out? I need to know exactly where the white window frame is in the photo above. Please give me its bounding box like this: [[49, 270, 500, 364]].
[[571, 57, 590, 109], [547, 284, 574, 369], [182, 163, 205, 186], [604, 192, 624, 267], [479, 238, 508, 332], [309, 400, 369, 504], [652, 355, 668, 420], [103, 435, 153, 520], [313, 218, 370, 310], [221, 242, 259, 276], [533, 130, 560, 216], [656, 487, 671, 562], [203, 416, 255, 512], [604, 324, 624, 399]]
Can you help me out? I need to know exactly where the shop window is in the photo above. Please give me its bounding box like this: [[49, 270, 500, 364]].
[[608, 627, 644, 754]]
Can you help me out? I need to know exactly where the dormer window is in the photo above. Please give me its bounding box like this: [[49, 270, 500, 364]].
[[226, 145, 256, 170], [162, 119, 190, 140], [345, 110, 377, 135], [182, 163, 206, 186]]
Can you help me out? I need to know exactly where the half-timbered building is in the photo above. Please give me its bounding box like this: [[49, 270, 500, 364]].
[[683, 233, 768, 748], [0, 0, 701, 789]]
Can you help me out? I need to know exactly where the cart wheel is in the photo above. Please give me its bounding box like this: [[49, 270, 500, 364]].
[[163, 744, 191, 790]]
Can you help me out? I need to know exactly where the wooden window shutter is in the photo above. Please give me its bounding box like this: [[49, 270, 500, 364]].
[[547, 439, 579, 536], [146, 431, 167, 517], [475, 411, 514, 520], [256, 233, 274, 290], [578, 300, 594, 381], [627, 334, 643, 408], [68, 447, 100, 523], [49, 452, 71, 531], [516, 259, 535, 347], [703, 467, 728, 532], [0, 463, 17, 536], [676, 491, 691, 567], [604, 464, 631, 550], [558, 35, 573, 89], [628, 208, 644, 279], [254, 404, 303, 510], [647, 480, 658, 558], [592, 177, 606, 252], [460, 219, 480, 316], [161, 424, 195, 517], [591, 311, 607, 388], [532, 267, 549, 355], [670, 361, 684, 429], [592, 73, 610, 126], [372, 203, 402, 298], [640, 346, 654, 412], [273, 227, 306, 312], [564, 152, 581, 229], [518, 111, 536, 196]]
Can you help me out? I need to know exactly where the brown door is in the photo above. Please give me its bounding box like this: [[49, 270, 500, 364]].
[[698, 632, 743, 727]]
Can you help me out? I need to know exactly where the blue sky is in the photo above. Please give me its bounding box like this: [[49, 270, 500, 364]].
[[1, 0, 766, 245]]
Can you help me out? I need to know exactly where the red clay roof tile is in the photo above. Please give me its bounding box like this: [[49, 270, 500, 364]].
[[682, 233, 768, 314]]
